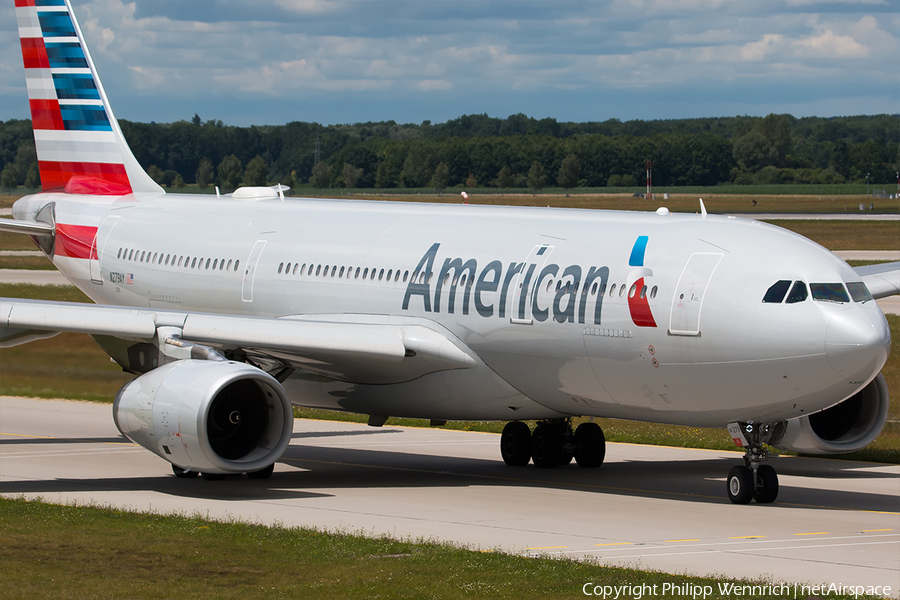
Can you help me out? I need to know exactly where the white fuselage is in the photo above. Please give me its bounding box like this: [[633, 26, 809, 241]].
[[14, 191, 891, 427]]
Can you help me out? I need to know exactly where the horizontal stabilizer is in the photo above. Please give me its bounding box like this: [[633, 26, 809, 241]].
[[0, 219, 54, 237]]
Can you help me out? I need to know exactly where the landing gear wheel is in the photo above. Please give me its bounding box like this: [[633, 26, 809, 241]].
[[574, 422, 606, 468], [172, 464, 199, 478], [247, 463, 275, 480], [753, 464, 779, 504], [201, 472, 227, 481], [532, 423, 564, 468], [726, 466, 754, 504], [500, 422, 532, 466]]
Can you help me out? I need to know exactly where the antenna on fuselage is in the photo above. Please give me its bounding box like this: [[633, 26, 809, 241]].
[[699, 198, 708, 218], [215, 186, 220, 199]]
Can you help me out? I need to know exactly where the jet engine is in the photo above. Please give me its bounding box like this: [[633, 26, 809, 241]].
[[113, 360, 294, 474], [774, 373, 889, 454]]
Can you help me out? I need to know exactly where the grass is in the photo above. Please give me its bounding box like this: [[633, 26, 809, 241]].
[[0, 497, 876, 600], [765, 220, 900, 251]]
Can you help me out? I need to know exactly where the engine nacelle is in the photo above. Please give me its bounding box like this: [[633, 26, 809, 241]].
[[775, 373, 889, 454], [113, 360, 293, 474]]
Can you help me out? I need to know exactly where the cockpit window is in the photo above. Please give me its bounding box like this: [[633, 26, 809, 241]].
[[763, 280, 791, 303], [810, 283, 850, 303], [785, 281, 808, 304], [846, 282, 873, 303]]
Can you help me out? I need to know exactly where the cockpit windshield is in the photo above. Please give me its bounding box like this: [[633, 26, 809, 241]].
[[810, 283, 850, 303], [846, 282, 874, 303]]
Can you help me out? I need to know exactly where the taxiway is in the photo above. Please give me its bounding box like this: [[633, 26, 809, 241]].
[[1, 397, 897, 594]]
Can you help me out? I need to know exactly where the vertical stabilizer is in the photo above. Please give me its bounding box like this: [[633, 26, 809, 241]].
[[15, 0, 163, 195]]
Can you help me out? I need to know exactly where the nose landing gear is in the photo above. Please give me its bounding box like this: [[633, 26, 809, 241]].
[[500, 419, 606, 469], [726, 421, 784, 504]]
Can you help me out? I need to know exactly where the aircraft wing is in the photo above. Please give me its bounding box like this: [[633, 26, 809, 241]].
[[853, 261, 900, 299], [0, 298, 476, 384]]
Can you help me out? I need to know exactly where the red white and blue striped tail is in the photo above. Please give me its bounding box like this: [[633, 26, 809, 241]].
[[16, 0, 163, 196]]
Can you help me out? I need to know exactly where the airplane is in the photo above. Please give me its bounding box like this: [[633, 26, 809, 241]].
[[2, 0, 897, 504]]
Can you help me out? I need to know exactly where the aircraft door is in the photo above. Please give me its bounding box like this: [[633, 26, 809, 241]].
[[668, 252, 723, 336], [242, 240, 267, 302], [510, 243, 554, 324], [89, 216, 120, 285]]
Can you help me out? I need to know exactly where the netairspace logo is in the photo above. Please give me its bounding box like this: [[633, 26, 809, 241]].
[[581, 581, 893, 599]]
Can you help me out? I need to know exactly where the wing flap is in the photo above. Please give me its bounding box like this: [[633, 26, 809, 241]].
[[853, 261, 900, 299]]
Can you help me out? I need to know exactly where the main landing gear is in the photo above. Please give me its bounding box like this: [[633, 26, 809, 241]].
[[500, 418, 606, 469], [726, 421, 783, 504]]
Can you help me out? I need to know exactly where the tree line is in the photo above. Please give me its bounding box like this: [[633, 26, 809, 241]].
[[1, 113, 897, 192]]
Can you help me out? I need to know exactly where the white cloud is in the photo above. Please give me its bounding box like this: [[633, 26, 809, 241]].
[[792, 29, 869, 58], [740, 34, 786, 61]]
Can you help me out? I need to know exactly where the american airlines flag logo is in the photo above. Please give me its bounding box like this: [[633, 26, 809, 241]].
[[126, 273, 134, 284]]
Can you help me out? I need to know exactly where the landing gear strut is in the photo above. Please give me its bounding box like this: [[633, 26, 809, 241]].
[[726, 421, 783, 504], [500, 419, 606, 469]]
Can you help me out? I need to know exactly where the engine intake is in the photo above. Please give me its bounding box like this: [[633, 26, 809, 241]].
[[113, 360, 293, 474], [775, 373, 889, 454]]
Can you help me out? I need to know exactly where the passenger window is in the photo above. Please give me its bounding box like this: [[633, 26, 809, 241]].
[[387, 269, 393, 281], [213, 259, 218, 270], [591, 282, 598, 295], [650, 285, 657, 299], [339, 266, 345, 277], [117, 248, 122, 259], [619, 284, 626, 298], [403, 270, 409, 283], [811, 283, 850, 303], [191, 257, 197, 268], [234, 260, 240, 272], [763, 280, 791, 303], [278, 263, 283, 274], [141, 251, 146, 262], [316, 265, 321, 276], [846, 282, 873, 303], [609, 283, 617, 297], [628, 283, 637, 298], [640, 285, 647, 299], [363, 268, 369, 279], [786, 281, 808, 304], [128, 249, 134, 260], [205, 258, 210, 269], [599, 283, 607, 296]]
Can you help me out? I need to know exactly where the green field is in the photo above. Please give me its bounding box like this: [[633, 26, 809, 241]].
[[0, 498, 879, 600]]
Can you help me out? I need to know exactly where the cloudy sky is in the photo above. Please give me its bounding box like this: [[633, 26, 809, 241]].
[[1, 0, 897, 127]]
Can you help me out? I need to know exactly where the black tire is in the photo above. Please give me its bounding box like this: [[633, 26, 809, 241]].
[[753, 464, 779, 504], [532, 423, 563, 468], [201, 472, 227, 481], [247, 463, 275, 480], [726, 466, 754, 504], [172, 464, 199, 478], [500, 422, 532, 466], [574, 422, 606, 468]]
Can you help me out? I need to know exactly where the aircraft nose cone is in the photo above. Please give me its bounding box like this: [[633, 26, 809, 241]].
[[825, 306, 891, 379]]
